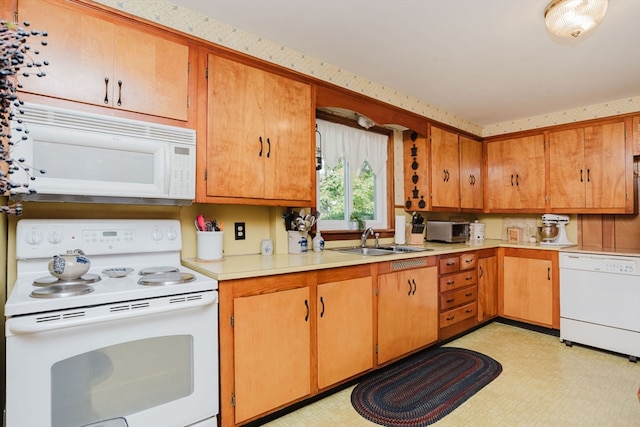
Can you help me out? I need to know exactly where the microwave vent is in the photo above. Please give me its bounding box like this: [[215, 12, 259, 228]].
[[17, 102, 195, 145]]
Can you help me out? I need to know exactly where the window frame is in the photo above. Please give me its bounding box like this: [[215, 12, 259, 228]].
[[314, 110, 395, 241]]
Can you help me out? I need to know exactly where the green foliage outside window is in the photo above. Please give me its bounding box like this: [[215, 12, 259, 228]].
[[318, 157, 375, 222]]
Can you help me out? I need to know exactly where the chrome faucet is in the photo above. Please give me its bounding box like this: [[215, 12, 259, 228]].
[[361, 227, 375, 247]]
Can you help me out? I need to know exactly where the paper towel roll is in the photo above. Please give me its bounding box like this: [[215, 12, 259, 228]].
[[394, 215, 406, 244]]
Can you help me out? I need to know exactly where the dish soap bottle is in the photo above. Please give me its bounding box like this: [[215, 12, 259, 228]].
[[313, 231, 324, 252]]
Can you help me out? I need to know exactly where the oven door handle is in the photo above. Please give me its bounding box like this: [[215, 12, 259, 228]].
[[7, 292, 218, 335]]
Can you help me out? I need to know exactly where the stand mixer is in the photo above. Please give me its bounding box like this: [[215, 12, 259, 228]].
[[539, 214, 574, 246]]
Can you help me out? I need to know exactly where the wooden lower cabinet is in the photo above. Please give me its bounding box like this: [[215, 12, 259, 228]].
[[219, 266, 373, 426], [233, 286, 311, 424], [477, 249, 498, 323], [438, 252, 478, 340], [317, 271, 374, 390], [499, 248, 559, 329], [377, 258, 439, 364]]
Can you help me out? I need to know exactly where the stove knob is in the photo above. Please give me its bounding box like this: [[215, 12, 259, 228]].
[[166, 228, 178, 241], [48, 230, 63, 245], [152, 228, 164, 241], [25, 230, 43, 245]]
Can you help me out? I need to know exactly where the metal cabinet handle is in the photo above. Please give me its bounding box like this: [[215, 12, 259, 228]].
[[465, 292, 473, 297], [267, 138, 271, 158], [304, 299, 309, 322], [447, 280, 455, 285], [465, 309, 473, 313], [547, 267, 551, 281], [580, 169, 583, 182], [446, 298, 455, 303], [587, 168, 590, 182], [443, 169, 447, 181], [446, 315, 455, 321], [320, 296, 325, 318], [104, 77, 109, 104], [411, 279, 417, 295], [446, 261, 455, 266], [117, 80, 122, 106], [259, 137, 263, 157], [511, 174, 514, 186], [516, 174, 519, 186], [479, 266, 484, 278]]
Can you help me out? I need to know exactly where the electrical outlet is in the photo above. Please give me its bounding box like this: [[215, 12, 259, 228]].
[[234, 222, 246, 240]]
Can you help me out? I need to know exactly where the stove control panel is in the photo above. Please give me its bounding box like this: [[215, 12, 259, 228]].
[[16, 219, 183, 259]]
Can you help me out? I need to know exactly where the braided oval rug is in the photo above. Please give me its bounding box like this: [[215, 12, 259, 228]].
[[351, 347, 502, 426]]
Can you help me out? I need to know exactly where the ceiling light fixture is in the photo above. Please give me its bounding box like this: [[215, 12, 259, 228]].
[[357, 114, 376, 129], [544, 0, 608, 38]]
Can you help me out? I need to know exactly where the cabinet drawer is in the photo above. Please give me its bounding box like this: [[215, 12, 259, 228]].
[[440, 286, 477, 311], [439, 256, 460, 274], [440, 302, 477, 328], [459, 253, 477, 270], [439, 270, 477, 292]]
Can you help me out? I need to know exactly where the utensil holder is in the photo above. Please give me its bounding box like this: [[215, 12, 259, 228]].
[[405, 224, 425, 245], [288, 231, 308, 254], [196, 231, 224, 261]]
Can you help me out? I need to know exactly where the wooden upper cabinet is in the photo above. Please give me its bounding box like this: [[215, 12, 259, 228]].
[[204, 54, 313, 205], [633, 115, 640, 156], [548, 120, 630, 213], [430, 126, 460, 210], [459, 136, 483, 210], [403, 130, 429, 211], [486, 134, 546, 212], [427, 126, 482, 212], [17, 0, 189, 121]]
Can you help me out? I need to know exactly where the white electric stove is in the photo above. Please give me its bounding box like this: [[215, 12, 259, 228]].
[[6, 219, 219, 427]]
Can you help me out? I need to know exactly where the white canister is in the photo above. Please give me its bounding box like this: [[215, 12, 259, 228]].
[[312, 231, 324, 252], [469, 220, 486, 240], [196, 231, 224, 260], [287, 230, 308, 254]]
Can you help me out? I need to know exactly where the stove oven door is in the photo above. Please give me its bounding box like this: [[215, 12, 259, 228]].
[[5, 291, 219, 427]]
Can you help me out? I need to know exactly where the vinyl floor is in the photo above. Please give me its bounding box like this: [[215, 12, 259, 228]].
[[262, 322, 640, 427]]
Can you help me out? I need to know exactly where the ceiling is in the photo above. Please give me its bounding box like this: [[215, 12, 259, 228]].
[[169, 0, 640, 127]]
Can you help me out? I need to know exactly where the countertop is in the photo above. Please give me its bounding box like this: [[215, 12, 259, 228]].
[[182, 239, 581, 281]]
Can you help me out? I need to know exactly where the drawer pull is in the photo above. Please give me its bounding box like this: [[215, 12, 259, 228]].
[[446, 298, 454, 303], [446, 261, 455, 266], [446, 315, 455, 321], [465, 309, 473, 313], [464, 259, 473, 264], [447, 280, 455, 285], [465, 293, 473, 297], [465, 276, 473, 281]]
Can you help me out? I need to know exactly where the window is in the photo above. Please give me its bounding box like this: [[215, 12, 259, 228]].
[[316, 119, 389, 231]]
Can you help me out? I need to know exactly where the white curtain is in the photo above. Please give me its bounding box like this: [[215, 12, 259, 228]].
[[316, 119, 388, 175]]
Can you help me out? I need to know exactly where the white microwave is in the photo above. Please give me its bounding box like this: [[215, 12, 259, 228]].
[[10, 103, 196, 205]]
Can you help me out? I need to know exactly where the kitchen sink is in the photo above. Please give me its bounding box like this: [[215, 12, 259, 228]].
[[330, 245, 433, 256]]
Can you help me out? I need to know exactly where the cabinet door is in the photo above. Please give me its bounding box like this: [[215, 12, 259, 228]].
[[459, 136, 483, 210], [477, 256, 498, 322], [18, 0, 114, 105], [113, 25, 189, 120], [430, 126, 460, 209], [378, 266, 438, 364], [263, 72, 312, 202], [403, 131, 429, 211], [233, 287, 311, 423], [206, 54, 266, 199], [584, 121, 626, 209], [317, 277, 373, 389], [502, 256, 553, 327], [549, 128, 585, 209], [486, 135, 545, 210]]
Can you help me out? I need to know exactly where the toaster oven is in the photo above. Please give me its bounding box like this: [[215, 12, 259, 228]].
[[426, 221, 469, 243]]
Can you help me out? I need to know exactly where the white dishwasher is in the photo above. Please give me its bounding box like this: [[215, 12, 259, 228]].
[[559, 252, 640, 362]]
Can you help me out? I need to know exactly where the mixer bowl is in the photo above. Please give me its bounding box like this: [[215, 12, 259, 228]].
[[537, 225, 558, 242]]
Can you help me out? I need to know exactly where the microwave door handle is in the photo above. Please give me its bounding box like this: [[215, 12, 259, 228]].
[[7, 292, 217, 335]]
